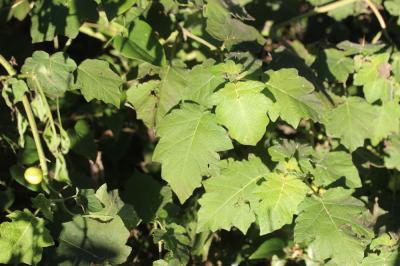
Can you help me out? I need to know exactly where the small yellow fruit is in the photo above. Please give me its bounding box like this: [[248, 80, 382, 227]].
[[24, 167, 43, 185]]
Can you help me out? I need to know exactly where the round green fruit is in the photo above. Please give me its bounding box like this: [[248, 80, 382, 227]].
[[24, 167, 43, 185]]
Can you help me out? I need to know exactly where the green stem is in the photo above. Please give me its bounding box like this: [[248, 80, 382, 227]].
[[22, 96, 49, 177], [181, 26, 217, 51], [0, 54, 49, 178], [32, 77, 57, 136], [0, 54, 16, 75], [314, 0, 359, 13], [56, 98, 63, 129], [63, 38, 73, 53], [0, 73, 32, 81], [271, 0, 359, 34]]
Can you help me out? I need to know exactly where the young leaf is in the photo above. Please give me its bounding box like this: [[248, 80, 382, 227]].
[[87, 183, 125, 222], [113, 20, 166, 66], [323, 97, 376, 151], [76, 59, 123, 107], [153, 103, 233, 203], [56, 215, 131, 265], [213, 81, 271, 145], [268, 140, 314, 162], [252, 171, 308, 235], [1, 78, 28, 107], [265, 68, 324, 128], [0, 209, 54, 265], [153, 223, 191, 265], [31, 194, 55, 221], [21, 51, 77, 98], [197, 156, 269, 233], [294, 188, 373, 265], [88, 184, 139, 227]]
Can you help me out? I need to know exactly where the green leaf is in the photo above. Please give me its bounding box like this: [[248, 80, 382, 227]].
[[101, 0, 137, 20], [31, 194, 55, 221], [127, 63, 227, 128], [323, 97, 376, 151], [307, 0, 375, 20], [213, 81, 271, 145], [18, 136, 39, 165], [76, 59, 123, 107], [87, 183, 124, 221], [68, 120, 97, 160], [153, 259, 169, 266], [155, 66, 188, 123], [268, 140, 314, 162], [56, 215, 131, 265], [385, 0, 400, 25], [185, 62, 225, 107], [153, 223, 191, 265], [113, 20, 166, 66], [88, 183, 139, 227], [197, 156, 269, 233], [77, 189, 104, 213], [21, 51, 77, 98], [294, 188, 373, 265], [370, 233, 398, 250], [0, 188, 14, 211], [117, 204, 140, 230], [205, 0, 264, 49], [8, 0, 30, 21], [126, 80, 159, 128], [122, 172, 170, 222], [362, 250, 398, 266], [253, 171, 308, 235], [249, 238, 285, 260], [363, 78, 395, 104], [313, 48, 354, 82], [0, 209, 54, 265], [353, 53, 391, 103], [153, 103, 233, 203], [1, 78, 28, 107], [362, 234, 398, 265], [265, 68, 325, 128], [371, 101, 400, 145], [312, 151, 361, 188], [30, 0, 99, 43], [384, 135, 400, 170], [337, 41, 386, 56]]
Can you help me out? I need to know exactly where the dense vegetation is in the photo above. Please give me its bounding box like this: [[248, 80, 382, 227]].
[[1, 0, 400, 265]]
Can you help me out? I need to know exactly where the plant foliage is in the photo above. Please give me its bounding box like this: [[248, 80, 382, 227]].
[[1, 0, 400, 265]]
